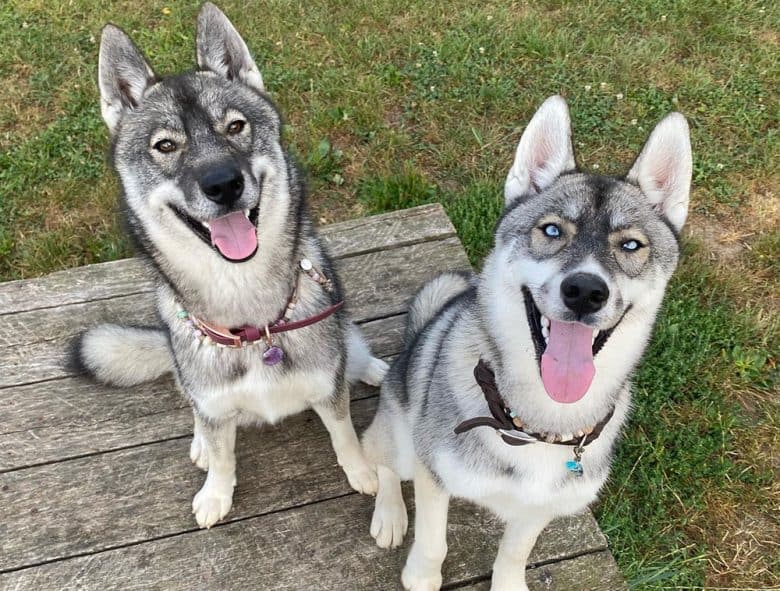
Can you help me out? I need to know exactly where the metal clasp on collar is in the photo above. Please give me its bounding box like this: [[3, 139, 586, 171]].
[[565, 434, 589, 477]]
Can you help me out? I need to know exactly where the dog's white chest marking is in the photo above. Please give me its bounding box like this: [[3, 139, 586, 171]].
[[436, 446, 602, 520], [198, 369, 334, 424]]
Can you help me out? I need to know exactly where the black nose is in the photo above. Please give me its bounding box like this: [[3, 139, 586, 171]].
[[199, 166, 244, 205], [560, 273, 610, 315]]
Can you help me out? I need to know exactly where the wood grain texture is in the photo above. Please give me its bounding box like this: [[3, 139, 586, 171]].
[[0, 492, 606, 590], [0, 204, 454, 316], [0, 399, 377, 570], [318, 202, 456, 259], [0, 238, 468, 389], [458, 551, 628, 591], [0, 393, 604, 573]]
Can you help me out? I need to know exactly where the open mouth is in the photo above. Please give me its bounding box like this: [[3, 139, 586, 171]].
[[171, 204, 260, 263], [522, 287, 628, 404]]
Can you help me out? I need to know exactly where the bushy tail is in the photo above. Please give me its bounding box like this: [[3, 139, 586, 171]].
[[405, 271, 473, 344], [73, 325, 174, 387]]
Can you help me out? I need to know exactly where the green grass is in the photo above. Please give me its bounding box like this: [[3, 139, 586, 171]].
[[598, 246, 778, 588], [1, 0, 778, 588]]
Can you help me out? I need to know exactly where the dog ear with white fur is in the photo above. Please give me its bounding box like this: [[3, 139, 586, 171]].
[[98, 25, 156, 135], [627, 113, 692, 233], [504, 95, 577, 205], [196, 2, 264, 93]]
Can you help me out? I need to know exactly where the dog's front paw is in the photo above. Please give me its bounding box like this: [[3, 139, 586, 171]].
[[491, 580, 529, 591], [361, 357, 389, 386], [342, 459, 379, 495], [189, 432, 209, 471], [401, 564, 442, 591], [370, 488, 408, 548], [192, 481, 234, 529]]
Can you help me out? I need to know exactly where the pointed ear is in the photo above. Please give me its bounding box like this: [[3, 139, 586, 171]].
[[504, 95, 576, 206], [627, 113, 692, 233], [196, 3, 264, 92], [98, 25, 156, 135]]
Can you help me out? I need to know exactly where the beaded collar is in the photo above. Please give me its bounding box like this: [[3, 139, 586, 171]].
[[454, 360, 615, 476], [175, 258, 342, 365]]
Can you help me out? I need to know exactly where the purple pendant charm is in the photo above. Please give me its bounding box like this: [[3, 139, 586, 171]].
[[263, 345, 284, 366]]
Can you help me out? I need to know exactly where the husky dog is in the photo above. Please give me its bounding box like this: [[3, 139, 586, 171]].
[[76, 3, 387, 529], [362, 96, 691, 590]]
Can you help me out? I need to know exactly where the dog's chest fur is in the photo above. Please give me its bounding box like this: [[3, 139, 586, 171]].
[[158, 279, 342, 425], [195, 367, 335, 424], [433, 423, 620, 521]]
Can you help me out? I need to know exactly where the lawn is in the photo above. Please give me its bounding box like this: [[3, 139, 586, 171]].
[[1, 0, 777, 588]]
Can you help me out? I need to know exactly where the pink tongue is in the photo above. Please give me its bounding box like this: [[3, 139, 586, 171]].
[[540, 320, 595, 403], [208, 212, 257, 261]]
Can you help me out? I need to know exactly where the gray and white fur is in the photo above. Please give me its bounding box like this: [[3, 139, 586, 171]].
[[77, 3, 387, 529], [362, 96, 692, 590]]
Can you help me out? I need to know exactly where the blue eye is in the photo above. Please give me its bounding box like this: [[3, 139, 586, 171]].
[[622, 239, 642, 252], [542, 224, 561, 238]]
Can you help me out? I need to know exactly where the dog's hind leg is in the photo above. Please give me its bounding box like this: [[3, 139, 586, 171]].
[[362, 411, 408, 548], [313, 383, 378, 495], [345, 324, 389, 386], [490, 512, 553, 591], [191, 415, 237, 529], [401, 462, 450, 591]]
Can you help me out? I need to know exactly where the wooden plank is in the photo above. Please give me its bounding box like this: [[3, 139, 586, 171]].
[[0, 493, 606, 590], [457, 550, 627, 590], [0, 292, 156, 350], [0, 316, 404, 471], [0, 400, 374, 571], [0, 379, 394, 473], [0, 235, 465, 349], [339, 238, 467, 321], [0, 382, 389, 473], [0, 204, 454, 316], [0, 311, 405, 395], [0, 237, 467, 387], [0, 313, 404, 437], [316, 202, 456, 259], [0, 396, 606, 573]]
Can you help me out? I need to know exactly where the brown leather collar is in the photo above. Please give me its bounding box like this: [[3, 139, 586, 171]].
[[454, 359, 614, 447], [189, 300, 344, 348]]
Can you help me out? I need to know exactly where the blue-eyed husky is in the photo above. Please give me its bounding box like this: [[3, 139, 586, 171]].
[[76, 4, 387, 529], [362, 96, 692, 590]]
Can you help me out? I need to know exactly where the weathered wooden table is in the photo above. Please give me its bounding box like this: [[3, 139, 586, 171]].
[[0, 204, 626, 590]]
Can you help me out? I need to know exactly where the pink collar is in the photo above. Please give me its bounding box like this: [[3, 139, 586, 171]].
[[175, 257, 341, 364], [187, 300, 344, 348]]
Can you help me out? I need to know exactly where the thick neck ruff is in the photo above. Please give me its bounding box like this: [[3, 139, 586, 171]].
[[454, 360, 615, 476], [176, 258, 342, 365]]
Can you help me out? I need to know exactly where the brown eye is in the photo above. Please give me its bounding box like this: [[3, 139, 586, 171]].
[[227, 119, 246, 135], [154, 139, 177, 153]]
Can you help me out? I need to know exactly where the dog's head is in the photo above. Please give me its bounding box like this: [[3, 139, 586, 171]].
[[489, 96, 692, 404], [98, 3, 285, 264]]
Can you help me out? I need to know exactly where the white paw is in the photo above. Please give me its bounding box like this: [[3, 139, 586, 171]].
[[342, 459, 379, 495], [370, 494, 408, 548], [401, 564, 442, 591], [189, 432, 209, 471], [492, 579, 529, 591], [192, 481, 234, 529], [361, 357, 389, 387]]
